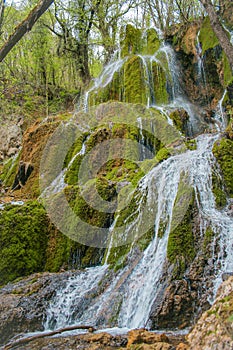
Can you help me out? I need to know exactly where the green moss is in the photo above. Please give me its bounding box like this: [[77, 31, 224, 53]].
[[212, 170, 227, 209], [213, 138, 233, 197], [152, 61, 169, 105], [64, 132, 89, 168], [120, 24, 142, 58], [167, 179, 195, 278], [185, 139, 197, 150], [106, 243, 131, 271], [0, 201, 49, 285], [123, 55, 147, 104], [137, 226, 155, 251], [169, 109, 189, 134], [0, 153, 21, 187], [199, 17, 219, 55], [223, 53, 233, 87], [144, 28, 160, 55], [156, 147, 170, 162], [203, 227, 214, 252]]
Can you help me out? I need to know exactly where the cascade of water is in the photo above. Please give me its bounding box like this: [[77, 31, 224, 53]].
[[215, 89, 228, 131], [44, 265, 108, 330], [196, 32, 208, 90], [44, 128, 233, 330], [156, 44, 182, 100], [82, 52, 126, 111], [41, 138, 88, 196]]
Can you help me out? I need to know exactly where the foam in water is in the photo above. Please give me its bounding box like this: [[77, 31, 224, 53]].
[[43, 42, 233, 332], [44, 131, 233, 330]]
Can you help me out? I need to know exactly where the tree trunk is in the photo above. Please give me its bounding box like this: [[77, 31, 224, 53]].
[[199, 0, 233, 71], [0, 0, 54, 62], [0, 0, 5, 35]]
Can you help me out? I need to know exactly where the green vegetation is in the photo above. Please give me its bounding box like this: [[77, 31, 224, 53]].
[[199, 17, 219, 55], [0, 201, 49, 285], [167, 179, 195, 278], [213, 138, 233, 197], [0, 153, 21, 187]]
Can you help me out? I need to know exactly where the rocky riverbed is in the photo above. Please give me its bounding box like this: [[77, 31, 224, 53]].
[[0, 273, 232, 349]]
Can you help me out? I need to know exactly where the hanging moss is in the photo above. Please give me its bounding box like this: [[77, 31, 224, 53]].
[[0, 201, 49, 285], [123, 55, 147, 104], [212, 171, 227, 209], [152, 61, 169, 105], [199, 17, 219, 55], [120, 24, 142, 58], [213, 138, 233, 197], [167, 180, 195, 278], [0, 153, 21, 187], [144, 28, 160, 55]]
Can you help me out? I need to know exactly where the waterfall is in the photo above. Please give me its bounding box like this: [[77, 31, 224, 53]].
[[42, 34, 233, 334], [44, 128, 233, 330]]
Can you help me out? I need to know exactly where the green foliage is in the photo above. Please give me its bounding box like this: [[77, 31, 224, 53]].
[[213, 138, 233, 197], [0, 201, 49, 285], [199, 17, 219, 55]]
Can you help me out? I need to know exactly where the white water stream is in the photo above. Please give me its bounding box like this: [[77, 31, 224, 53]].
[[44, 131, 233, 330], [43, 42, 233, 332]]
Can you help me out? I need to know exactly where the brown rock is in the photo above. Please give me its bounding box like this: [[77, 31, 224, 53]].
[[176, 343, 190, 350], [127, 329, 169, 347], [187, 277, 233, 350], [129, 343, 173, 350]]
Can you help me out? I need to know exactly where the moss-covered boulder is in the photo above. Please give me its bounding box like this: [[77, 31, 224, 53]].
[[0, 201, 49, 285], [213, 137, 233, 197]]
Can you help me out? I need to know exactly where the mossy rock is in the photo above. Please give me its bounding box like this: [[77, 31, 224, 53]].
[[144, 28, 160, 55], [120, 24, 142, 58], [213, 138, 233, 197], [199, 17, 219, 55], [169, 109, 189, 134], [152, 61, 169, 105], [167, 179, 195, 278], [45, 224, 104, 272], [212, 170, 227, 209], [0, 153, 21, 187], [123, 55, 147, 104], [0, 201, 49, 285], [156, 147, 170, 162]]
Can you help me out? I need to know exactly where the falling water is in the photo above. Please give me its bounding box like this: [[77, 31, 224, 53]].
[[43, 37, 233, 333], [44, 127, 233, 330]]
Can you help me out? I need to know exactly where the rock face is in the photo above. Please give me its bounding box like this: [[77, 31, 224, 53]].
[[0, 119, 22, 161], [187, 277, 233, 350], [0, 272, 70, 345]]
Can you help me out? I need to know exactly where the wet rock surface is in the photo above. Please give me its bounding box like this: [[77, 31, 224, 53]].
[[0, 272, 70, 345]]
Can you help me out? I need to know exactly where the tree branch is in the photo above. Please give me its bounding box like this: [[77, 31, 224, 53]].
[[3, 325, 96, 350], [199, 0, 233, 71], [0, 0, 54, 62]]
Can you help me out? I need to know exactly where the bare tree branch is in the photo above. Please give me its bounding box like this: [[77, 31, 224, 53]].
[[0, 0, 54, 62]]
